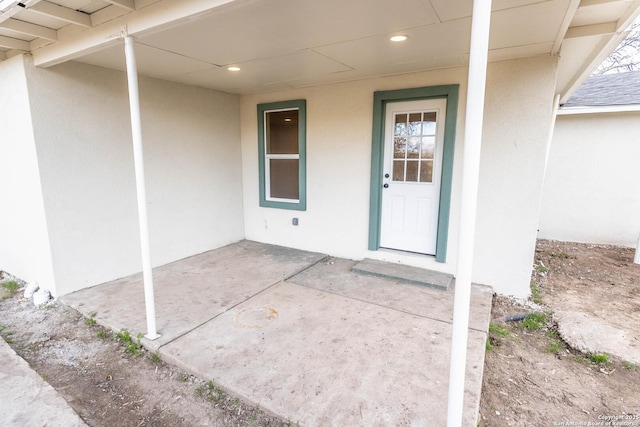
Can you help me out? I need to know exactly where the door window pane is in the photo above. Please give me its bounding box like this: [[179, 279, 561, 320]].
[[394, 114, 407, 136], [406, 160, 419, 182], [394, 136, 406, 159], [408, 113, 422, 135], [421, 136, 435, 159], [393, 161, 405, 181], [420, 160, 433, 182], [407, 137, 420, 159]]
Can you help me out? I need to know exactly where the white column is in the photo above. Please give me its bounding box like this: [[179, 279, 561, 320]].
[[634, 233, 640, 264], [124, 35, 159, 340], [446, 0, 492, 426]]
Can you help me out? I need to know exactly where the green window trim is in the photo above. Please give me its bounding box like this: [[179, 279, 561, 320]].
[[368, 85, 459, 262], [258, 99, 307, 211]]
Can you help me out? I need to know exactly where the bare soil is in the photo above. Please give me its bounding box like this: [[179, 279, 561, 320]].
[[1, 239, 639, 426], [479, 240, 640, 427]]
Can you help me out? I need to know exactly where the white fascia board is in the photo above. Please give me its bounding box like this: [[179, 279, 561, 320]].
[[557, 104, 640, 115], [32, 0, 239, 67]]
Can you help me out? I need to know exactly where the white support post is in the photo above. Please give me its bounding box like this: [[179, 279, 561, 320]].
[[446, 0, 491, 426], [634, 232, 640, 264], [124, 34, 159, 340]]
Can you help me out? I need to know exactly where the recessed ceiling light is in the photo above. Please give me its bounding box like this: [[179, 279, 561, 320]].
[[390, 35, 408, 42], [284, 118, 292, 122], [227, 66, 241, 71]]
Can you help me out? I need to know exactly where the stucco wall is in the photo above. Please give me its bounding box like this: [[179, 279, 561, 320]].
[[240, 56, 558, 297], [23, 58, 244, 296], [0, 56, 56, 291], [539, 111, 640, 247]]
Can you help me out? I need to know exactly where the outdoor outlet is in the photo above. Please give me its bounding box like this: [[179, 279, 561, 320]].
[[292, 217, 299, 226]]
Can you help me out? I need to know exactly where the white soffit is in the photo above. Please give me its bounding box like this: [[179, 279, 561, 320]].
[[1, 0, 639, 96]]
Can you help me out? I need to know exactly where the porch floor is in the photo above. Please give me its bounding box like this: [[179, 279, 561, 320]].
[[61, 240, 493, 426]]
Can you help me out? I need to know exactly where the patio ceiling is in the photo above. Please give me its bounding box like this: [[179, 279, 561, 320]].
[[1, 0, 639, 98]]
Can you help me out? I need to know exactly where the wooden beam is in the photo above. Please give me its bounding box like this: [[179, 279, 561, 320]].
[[103, 0, 135, 11], [0, 34, 29, 50], [29, 0, 91, 28], [565, 21, 617, 38], [579, 0, 621, 7], [0, 18, 57, 40]]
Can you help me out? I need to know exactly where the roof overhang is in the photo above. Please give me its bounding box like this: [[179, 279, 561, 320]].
[[1, 0, 639, 97]]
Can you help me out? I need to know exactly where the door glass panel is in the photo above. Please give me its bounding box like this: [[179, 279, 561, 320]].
[[406, 160, 419, 182], [423, 112, 437, 135], [393, 161, 405, 181], [392, 110, 438, 183], [407, 137, 420, 159], [266, 110, 299, 154], [420, 160, 433, 183], [421, 136, 435, 159], [269, 159, 299, 199], [408, 113, 422, 135], [394, 114, 407, 136], [394, 136, 406, 159]]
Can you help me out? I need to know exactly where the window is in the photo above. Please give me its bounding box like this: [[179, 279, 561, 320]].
[[258, 100, 306, 210]]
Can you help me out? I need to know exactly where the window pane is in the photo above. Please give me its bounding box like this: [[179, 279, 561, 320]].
[[420, 160, 433, 183], [394, 136, 406, 159], [408, 113, 422, 135], [421, 136, 435, 159], [423, 112, 437, 135], [393, 160, 405, 181], [270, 159, 299, 199], [406, 160, 419, 182], [394, 114, 407, 136], [266, 110, 299, 154], [407, 136, 420, 159]]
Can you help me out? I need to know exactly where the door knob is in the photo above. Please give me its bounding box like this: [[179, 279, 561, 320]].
[[383, 183, 389, 188], [384, 173, 390, 178]]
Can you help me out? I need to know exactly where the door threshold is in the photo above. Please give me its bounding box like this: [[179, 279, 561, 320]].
[[378, 247, 435, 258]]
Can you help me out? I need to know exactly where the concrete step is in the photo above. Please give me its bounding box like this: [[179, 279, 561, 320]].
[[352, 258, 453, 290]]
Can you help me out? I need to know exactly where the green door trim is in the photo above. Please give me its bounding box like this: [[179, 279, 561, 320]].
[[368, 85, 459, 262]]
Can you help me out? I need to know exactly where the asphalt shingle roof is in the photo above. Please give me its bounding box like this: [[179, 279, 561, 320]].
[[562, 70, 640, 107]]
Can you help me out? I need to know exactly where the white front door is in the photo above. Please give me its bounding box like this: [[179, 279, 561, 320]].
[[380, 98, 447, 255]]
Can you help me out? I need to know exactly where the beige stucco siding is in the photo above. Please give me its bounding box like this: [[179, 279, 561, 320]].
[[539, 111, 640, 247], [0, 56, 57, 292], [23, 58, 244, 296], [241, 56, 558, 297]]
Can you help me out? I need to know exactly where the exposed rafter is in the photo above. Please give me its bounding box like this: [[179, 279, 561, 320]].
[[553, 0, 581, 54], [0, 17, 57, 40], [565, 21, 617, 38], [0, 34, 29, 50], [29, 0, 91, 28], [104, 0, 135, 11]]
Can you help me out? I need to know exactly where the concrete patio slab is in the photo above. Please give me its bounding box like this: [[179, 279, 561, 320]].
[[60, 241, 492, 426], [0, 339, 87, 427], [352, 258, 453, 290], [160, 281, 487, 427], [62, 241, 325, 348], [289, 258, 492, 332]]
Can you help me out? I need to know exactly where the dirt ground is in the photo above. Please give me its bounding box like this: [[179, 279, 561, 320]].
[[479, 240, 640, 427], [1, 239, 639, 426]]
